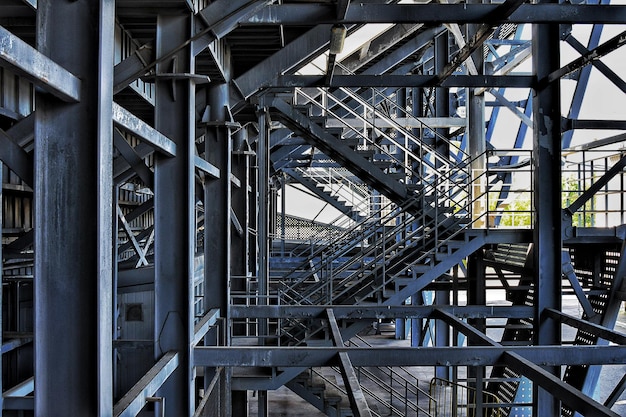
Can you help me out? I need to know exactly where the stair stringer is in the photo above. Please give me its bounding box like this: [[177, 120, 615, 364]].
[[270, 97, 410, 206]]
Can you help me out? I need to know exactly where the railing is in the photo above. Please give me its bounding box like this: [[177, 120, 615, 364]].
[[349, 336, 436, 416], [429, 378, 503, 417]]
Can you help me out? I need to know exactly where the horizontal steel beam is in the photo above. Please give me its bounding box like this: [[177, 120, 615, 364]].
[[0, 25, 80, 102], [195, 155, 220, 178], [194, 345, 626, 367], [112, 102, 176, 157], [229, 305, 535, 320], [113, 351, 179, 417], [242, 4, 626, 24], [273, 75, 535, 88]]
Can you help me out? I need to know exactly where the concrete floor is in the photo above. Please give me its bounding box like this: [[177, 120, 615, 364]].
[[246, 299, 626, 416]]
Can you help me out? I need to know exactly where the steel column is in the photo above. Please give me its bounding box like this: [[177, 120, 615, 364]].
[[0, 161, 3, 415], [256, 101, 270, 417], [153, 13, 195, 417], [34, 0, 109, 415], [532, 3, 562, 414], [98, 1, 115, 416], [203, 82, 233, 416]]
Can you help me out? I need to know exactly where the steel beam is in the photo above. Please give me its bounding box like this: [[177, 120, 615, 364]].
[[113, 128, 153, 189], [545, 308, 626, 345], [272, 74, 535, 88], [112, 102, 176, 157], [438, 0, 525, 81], [153, 14, 195, 417], [229, 302, 532, 321], [542, 29, 626, 87], [193, 309, 221, 347], [0, 128, 33, 186], [195, 345, 626, 367], [502, 352, 620, 417], [34, 1, 109, 414], [240, 4, 626, 24], [327, 309, 373, 417], [113, 351, 179, 417], [0, 24, 80, 102]]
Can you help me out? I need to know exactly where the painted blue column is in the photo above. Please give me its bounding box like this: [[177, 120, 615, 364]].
[[532, 5, 563, 416], [153, 13, 195, 417], [34, 0, 113, 415]]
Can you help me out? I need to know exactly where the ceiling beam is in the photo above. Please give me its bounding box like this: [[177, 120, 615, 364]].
[[241, 4, 626, 25]]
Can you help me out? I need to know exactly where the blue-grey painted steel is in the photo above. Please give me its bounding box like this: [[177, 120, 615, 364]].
[[239, 4, 626, 24], [153, 13, 195, 417], [0, 24, 81, 102], [112, 102, 177, 157], [113, 351, 179, 417], [0, 128, 33, 187], [532, 6, 562, 415], [272, 74, 535, 88], [196, 345, 626, 367], [34, 0, 106, 414], [98, 1, 115, 416], [327, 309, 373, 417], [0, 160, 2, 414]]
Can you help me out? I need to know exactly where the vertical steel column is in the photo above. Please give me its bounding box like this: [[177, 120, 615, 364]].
[[35, 0, 111, 414], [204, 82, 233, 416], [154, 14, 195, 417], [434, 32, 451, 380], [532, 5, 562, 415], [256, 101, 270, 417], [0, 161, 3, 415], [232, 129, 250, 417], [98, 1, 115, 416], [467, 251, 486, 416]]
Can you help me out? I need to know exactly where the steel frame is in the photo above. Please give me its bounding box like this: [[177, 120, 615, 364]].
[[0, 0, 625, 416]]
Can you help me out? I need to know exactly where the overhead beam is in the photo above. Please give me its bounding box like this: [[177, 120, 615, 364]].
[[229, 305, 535, 319], [194, 345, 626, 367], [112, 102, 176, 157], [113, 352, 179, 417], [273, 74, 535, 88], [0, 25, 80, 102], [240, 4, 626, 24]]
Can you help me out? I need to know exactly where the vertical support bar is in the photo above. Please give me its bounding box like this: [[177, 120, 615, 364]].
[[256, 101, 270, 417], [467, 251, 486, 417], [468, 19, 486, 228], [154, 14, 195, 417], [0, 161, 3, 415], [434, 31, 451, 380], [35, 0, 103, 414], [98, 1, 115, 416], [532, 5, 562, 415], [203, 82, 233, 416], [232, 128, 250, 417]]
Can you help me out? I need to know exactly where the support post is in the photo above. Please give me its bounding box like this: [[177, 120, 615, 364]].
[[203, 82, 233, 416], [153, 13, 195, 417], [532, 2, 562, 415], [34, 1, 113, 415]]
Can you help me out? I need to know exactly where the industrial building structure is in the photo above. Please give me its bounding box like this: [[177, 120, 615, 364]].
[[1, 0, 626, 416]]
